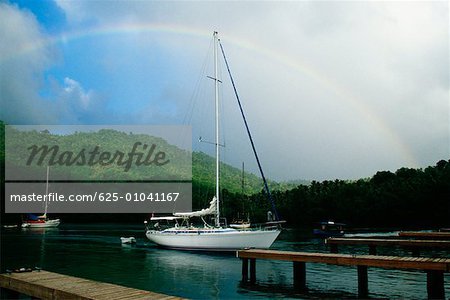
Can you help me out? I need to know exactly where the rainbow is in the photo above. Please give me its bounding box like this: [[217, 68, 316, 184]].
[[2, 21, 419, 167]]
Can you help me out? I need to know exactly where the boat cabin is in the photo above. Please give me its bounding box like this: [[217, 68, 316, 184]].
[[313, 221, 346, 238]]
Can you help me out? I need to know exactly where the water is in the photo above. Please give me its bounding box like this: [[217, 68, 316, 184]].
[[1, 224, 449, 299]]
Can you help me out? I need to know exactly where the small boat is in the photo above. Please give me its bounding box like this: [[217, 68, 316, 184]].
[[120, 237, 136, 244], [21, 167, 60, 228], [313, 221, 346, 238], [22, 214, 60, 228]]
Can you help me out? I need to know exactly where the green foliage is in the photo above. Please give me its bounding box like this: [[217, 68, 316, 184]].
[[4, 126, 191, 181], [1, 121, 449, 228], [267, 161, 450, 228]]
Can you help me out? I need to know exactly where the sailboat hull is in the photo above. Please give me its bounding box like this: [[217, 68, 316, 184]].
[[146, 228, 281, 251], [22, 219, 60, 228]]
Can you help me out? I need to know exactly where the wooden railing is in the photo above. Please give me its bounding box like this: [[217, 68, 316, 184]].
[[237, 249, 450, 299]]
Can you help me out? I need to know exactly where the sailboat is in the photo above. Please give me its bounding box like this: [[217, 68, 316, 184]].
[[22, 166, 60, 228], [145, 32, 283, 250]]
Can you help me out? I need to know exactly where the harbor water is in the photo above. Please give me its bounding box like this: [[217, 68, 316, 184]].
[[1, 224, 449, 299]]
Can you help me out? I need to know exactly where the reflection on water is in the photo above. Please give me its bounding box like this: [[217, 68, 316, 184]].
[[1, 224, 449, 299]]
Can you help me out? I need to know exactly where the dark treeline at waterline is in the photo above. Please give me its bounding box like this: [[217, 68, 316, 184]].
[[1, 160, 449, 229], [269, 159, 450, 228]]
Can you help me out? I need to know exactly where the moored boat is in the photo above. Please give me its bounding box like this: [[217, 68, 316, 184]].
[[145, 32, 284, 250], [21, 167, 60, 228], [313, 221, 346, 237]]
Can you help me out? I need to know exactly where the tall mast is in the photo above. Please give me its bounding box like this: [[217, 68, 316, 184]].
[[214, 31, 220, 227]]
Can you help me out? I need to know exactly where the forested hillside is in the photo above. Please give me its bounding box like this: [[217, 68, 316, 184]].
[[1, 121, 449, 228], [266, 161, 450, 228]]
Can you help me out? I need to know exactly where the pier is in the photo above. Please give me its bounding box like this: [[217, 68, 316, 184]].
[[0, 270, 182, 300], [237, 249, 450, 299], [326, 237, 450, 256], [398, 231, 450, 240]]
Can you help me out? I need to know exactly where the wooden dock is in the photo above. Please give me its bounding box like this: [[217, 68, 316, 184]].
[[326, 237, 450, 256], [399, 231, 450, 240], [237, 249, 450, 299], [0, 270, 183, 300]]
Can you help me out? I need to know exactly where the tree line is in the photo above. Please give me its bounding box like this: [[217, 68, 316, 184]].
[[1, 121, 449, 229], [227, 160, 449, 229]]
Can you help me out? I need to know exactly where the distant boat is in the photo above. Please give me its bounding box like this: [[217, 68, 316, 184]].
[[145, 32, 283, 251], [22, 167, 60, 228], [313, 221, 346, 237], [2, 225, 18, 229], [230, 163, 251, 230]]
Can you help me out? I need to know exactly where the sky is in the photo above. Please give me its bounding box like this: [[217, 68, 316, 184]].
[[0, 0, 448, 181]]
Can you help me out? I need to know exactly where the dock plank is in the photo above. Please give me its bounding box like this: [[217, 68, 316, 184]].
[[0, 270, 183, 300]]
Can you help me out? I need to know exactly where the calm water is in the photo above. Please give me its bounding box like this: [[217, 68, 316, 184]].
[[1, 224, 449, 299]]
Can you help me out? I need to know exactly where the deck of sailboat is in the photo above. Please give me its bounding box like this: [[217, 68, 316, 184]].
[[150, 227, 278, 234]]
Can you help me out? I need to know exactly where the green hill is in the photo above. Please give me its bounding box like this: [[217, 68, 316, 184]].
[[1, 124, 280, 194]]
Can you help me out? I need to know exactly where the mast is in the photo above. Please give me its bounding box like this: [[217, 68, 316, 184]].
[[214, 31, 220, 227], [44, 165, 49, 218]]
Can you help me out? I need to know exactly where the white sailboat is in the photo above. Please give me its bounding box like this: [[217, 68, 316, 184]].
[[145, 32, 283, 250], [22, 166, 60, 228]]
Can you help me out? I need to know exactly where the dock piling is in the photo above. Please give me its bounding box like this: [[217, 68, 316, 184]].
[[241, 258, 248, 281], [249, 258, 256, 283], [293, 261, 306, 291], [357, 265, 368, 298], [426, 271, 444, 299]]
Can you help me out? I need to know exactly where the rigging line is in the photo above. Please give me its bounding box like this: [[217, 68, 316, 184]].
[[218, 39, 280, 222], [182, 37, 214, 125]]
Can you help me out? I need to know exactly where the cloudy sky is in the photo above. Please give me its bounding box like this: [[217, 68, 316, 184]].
[[0, 0, 448, 181]]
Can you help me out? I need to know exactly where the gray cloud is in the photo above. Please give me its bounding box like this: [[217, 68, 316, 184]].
[[4, 1, 449, 180], [0, 3, 56, 124]]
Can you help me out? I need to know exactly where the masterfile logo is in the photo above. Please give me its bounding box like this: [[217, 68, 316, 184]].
[[5, 125, 191, 181], [4, 125, 193, 213], [26, 142, 170, 172]]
